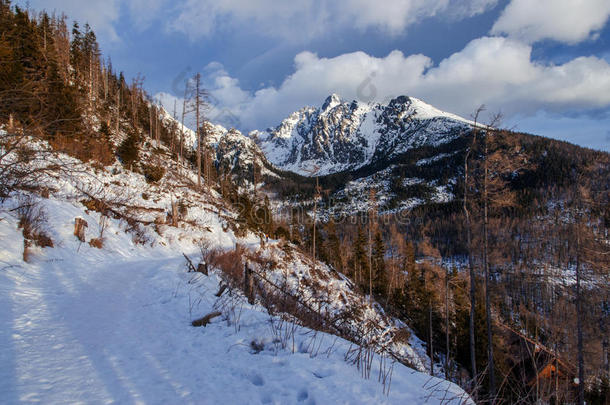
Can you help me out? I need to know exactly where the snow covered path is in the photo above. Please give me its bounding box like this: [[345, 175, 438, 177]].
[[0, 255, 202, 403], [0, 212, 470, 404]]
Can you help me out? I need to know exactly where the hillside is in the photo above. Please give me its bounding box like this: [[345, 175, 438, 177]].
[[168, 92, 608, 404], [1, 3, 608, 404], [247, 97, 610, 404], [0, 129, 476, 403]]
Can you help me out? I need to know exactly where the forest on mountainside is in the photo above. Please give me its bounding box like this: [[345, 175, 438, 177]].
[[261, 123, 610, 404]]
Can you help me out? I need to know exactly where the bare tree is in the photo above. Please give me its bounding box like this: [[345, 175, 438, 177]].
[[463, 106, 484, 400], [482, 115, 503, 403], [130, 73, 144, 127], [189, 73, 207, 190], [180, 83, 188, 168], [368, 188, 377, 303], [304, 165, 321, 275]]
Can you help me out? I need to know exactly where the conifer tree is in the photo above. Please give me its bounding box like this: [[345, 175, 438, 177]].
[[352, 225, 368, 289], [372, 231, 386, 295], [117, 129, 139, 168], [325, 219, 342, 271]]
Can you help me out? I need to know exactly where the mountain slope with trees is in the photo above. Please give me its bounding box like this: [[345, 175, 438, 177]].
[[0, 1, 608, 403]]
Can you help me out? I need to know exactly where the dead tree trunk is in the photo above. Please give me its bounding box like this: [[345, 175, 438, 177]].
[[445, 266, 450, 380], [115, 91, 120, 137], [464, 118, 479, 400], [576, 226, 584, 405], [194, 73, 202, 190], [244, 264, 254, 305], [483, 129, 496, 402]]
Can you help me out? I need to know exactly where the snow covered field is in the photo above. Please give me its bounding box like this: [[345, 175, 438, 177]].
[[0, 195, 471, 404]]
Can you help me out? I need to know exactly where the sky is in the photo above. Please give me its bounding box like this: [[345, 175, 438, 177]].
[[17, 0, 610, 151]]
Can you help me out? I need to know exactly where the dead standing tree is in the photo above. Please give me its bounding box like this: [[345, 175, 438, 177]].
[[463, 106, 484, 400], [304, 165, 322, 275], [186, 73, 208, 191]]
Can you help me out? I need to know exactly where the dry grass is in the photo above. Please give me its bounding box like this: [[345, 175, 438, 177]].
[[88, 237, 103, 249], [17, 196, 53, 262]]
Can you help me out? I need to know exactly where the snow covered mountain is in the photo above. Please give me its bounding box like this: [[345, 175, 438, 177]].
[[251, 94, 473, 176]]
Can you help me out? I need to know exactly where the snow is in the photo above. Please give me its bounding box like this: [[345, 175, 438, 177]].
[[0, 133, 472, 404], [320, 93, 342, 113], [408, 97, 474, 125], [0, 197, 470, 404], [252, 94, 474, 177], [416, 151, 459, 166]]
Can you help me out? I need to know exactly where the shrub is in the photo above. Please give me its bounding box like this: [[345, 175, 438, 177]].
[[89, 237, 103, 249], [142, 164, 165, 183], [177, 200, 188, 217], [80, 199, 110, 216], [207, 247, 244, 285], [274, 225, 290, 240], [17, 195, 53, 249], [117, 130, 140, 167]]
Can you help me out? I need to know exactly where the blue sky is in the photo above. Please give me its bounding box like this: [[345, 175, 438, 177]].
[[19, 0, 610, 151]]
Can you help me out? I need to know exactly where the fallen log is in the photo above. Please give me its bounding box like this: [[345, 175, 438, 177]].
[[191, 311, 222, 327]]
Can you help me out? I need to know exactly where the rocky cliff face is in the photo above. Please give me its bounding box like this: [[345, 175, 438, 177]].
[[250, 94, 473, 176]]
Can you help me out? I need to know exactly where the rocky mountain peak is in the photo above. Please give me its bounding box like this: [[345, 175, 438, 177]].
[[251, 94, 472, 176]]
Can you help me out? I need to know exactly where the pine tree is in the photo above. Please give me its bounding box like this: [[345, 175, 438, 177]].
[[352, 225, 368, 288], [69, 22, 83, 74], [325, 219, 342, 271], [43, 58, 81, 136], [372, 231, 386, 295], [117, 129, 140, 167]]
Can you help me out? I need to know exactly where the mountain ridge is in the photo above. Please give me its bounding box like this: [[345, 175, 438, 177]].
[[248, 94, 474, 176]]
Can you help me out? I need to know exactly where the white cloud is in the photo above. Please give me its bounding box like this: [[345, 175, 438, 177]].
[[185, 37, 610, 131], [126, 0, 166, 30], [167, 0, 498, 41], [22, 0, 121, 43], [491, 0, 610, 44], [19, 0, 167, 41]]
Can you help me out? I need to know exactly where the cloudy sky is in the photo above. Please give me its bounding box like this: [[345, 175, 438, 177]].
[[18, 0, 610, 150]]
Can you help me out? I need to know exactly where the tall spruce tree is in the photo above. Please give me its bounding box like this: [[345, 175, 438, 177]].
[[372, 231, 386, 295], [353, 225, 368, 288]]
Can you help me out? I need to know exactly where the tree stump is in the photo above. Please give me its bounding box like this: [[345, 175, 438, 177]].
[[74, 217, 88, 242], [197, 262, 208, 275], [171, 200, 178, 227]]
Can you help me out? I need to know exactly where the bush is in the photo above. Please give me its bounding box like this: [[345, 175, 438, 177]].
[[142, 164, 165, 183], [274, 225, 290, 240], [178, 200, 188, 217], [117, 130, 140, 167], [16, 196, 53, 261], [88, 237, 103, 249]]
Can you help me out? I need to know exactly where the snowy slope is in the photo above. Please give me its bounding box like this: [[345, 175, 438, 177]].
[[0, 134, 473, 404], [252, 94, 473, 176], [0, 211, 468, 404]]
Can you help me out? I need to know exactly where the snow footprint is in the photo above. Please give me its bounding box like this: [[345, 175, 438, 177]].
[[312, 368, 333, 379], [298, 389, 316, 405], [248, 372, 264, 386], [297, 389, 308, 402]]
